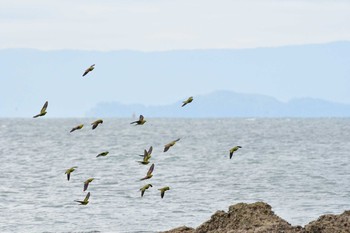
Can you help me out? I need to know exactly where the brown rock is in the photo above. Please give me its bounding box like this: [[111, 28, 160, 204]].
[[162, 202, 350, 233], [304, 210, 350, 233], [194, 202, 302, 233], [162, 226, 194, 233], [162, 202, 303, 233]]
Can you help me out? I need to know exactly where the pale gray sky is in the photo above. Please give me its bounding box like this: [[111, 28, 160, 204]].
[[1, 0, 350, 51]]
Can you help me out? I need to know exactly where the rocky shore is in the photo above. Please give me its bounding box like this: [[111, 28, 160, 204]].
[[162, 202, 350, 233]]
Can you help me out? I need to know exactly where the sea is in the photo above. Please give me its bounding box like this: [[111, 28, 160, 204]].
[[0, 118, 349, 233]]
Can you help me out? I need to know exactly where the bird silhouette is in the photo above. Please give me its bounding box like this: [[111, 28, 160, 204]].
[[140, 184, 153, 197], [75, 192, 90, 205], [130, 115, 146, 125], [65, 166, 77, 181], [33, 101, 48, 118], [164, 138, 180, 152], [158, 186, 170, 198], [182, 96, 193, 107], [229, 146, 242, 159], [91, 119, 103, 130], [70, 124, 84, 133], [140, 163, 154, 180], [82, 64, 95, 77], [83, 178, 94, 191]]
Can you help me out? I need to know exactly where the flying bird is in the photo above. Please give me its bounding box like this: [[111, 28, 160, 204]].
[[138, 149, 152, 165], [182, 96, 193, 107], [75, 192, 90, 205], [138, 146, 153, 165], [96, 151, 109, 157], [91, 119, 103, 130], [33, 101, 48, 118], [82, 64, 95, 77], [83, 178, 94, 191], [130, 115, 146, 125], [140, 163, 154, 180], [140, 184, 153, 197], [65, 166, 77, 181], [158, 186, 170, 199], [70, 124, 84, 133], [164, 138, 180, 152], [229, 146, 242, 159]]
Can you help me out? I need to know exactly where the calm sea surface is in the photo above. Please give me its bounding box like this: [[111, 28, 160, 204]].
[[0, 118, 349, 233]]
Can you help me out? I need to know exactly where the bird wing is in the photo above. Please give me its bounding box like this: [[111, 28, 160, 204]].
[[84, 182, 89, 191], [143, 150, 148, 162], [82, 69, 89, 76], [164, 144, 170, 152], [147, 146, 153, 155], [139, 115, 144, 121], [40, 101, 48, 114], [230, 151, 233, 159], [92, 123, 97, 129], [84, 192, 90, 202], [67, 173, 70, 181], [147, 164, 154, 176], [141, 190, 145, 197], [161, 190, 165, 198]]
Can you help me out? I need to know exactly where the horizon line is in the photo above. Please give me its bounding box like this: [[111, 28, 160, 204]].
[[1, 40, 349, 53]]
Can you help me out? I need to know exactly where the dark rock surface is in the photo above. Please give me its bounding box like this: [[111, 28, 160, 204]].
[[304, 210, 350, 233], [162, 202, 350, 233]]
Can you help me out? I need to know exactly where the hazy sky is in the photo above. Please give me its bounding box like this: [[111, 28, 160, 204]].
[[1, 0, 350, 51], [1, 0, 350, 117]]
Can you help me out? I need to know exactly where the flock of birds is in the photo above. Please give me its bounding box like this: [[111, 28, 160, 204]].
[[32, 64, 242, 205]]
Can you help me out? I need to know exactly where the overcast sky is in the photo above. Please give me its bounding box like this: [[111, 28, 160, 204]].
[[1, 0, 350, 51]]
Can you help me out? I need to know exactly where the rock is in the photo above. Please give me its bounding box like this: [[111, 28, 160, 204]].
[[162, 202, 350, 233], [194, 202, 302, 233], [162, 226, 194, 233], [304, 210, 350, 233]]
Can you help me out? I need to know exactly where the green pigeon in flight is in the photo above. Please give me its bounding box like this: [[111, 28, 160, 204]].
[[229, 146, 242, 159], [138, 146, 153, 165], [75, 192, 90, 205], [139, 184, 153, 197], [158, 186, 170, 199], [96, 151, 109, 158], [70, 124, 84, 133], [91, 119, 103, 130], [33, 101, 48, 118], [182, 96, 193, 107], [65, 166, 77, 181], [164, 138, 180, 152], [130, 115, 146, 125], [140, 163, 154, 181], [82, 64, 95, 77], [83, 178, 94, 191]]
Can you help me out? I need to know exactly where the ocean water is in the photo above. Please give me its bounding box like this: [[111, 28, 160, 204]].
[[0, 118, 349, 233]]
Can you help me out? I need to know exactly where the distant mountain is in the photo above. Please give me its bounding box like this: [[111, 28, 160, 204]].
[[86, 90, 350, 117], [1, 41, 350, 117]]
